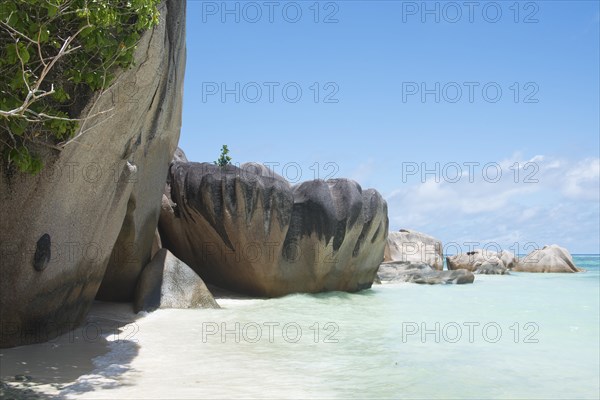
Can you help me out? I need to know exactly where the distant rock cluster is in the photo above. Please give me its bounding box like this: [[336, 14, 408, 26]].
[[447, 249, 515, 275], [378, 229, 581, 285], [378, 261, 474, 285]]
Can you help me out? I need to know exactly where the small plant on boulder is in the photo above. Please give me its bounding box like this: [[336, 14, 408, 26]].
[[214, 144, 232, 167]]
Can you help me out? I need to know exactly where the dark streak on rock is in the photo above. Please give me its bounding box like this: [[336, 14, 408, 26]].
[[33, 234, 51, 272], [169, 162, 294, 252]]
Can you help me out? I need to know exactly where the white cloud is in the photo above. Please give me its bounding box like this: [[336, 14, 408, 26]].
[[562, 158, 600, 200], [519, 206, 541, 222], [385, 155, 600, 253]]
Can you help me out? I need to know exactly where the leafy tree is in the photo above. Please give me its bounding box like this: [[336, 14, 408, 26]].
[[214, 145, 232, 167], [0, 0, 161, 174]]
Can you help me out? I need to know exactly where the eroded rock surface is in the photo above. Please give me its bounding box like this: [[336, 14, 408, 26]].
[[159, 162, 388, 297]]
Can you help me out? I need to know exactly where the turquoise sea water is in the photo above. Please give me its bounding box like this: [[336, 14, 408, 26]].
[[1, 255, 599, 399]]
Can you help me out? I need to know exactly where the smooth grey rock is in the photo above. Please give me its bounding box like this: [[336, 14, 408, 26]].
[[96, 0, 187, 302], [134, 249, 219, 313], [474, 259, 509, 275], [158, 162, 388, 297], [0, 0, 186, 347], [173, 147, 188, 163], [384, 229, 443, 270], [514, 244, 580, 273], [377, 261, 474, 284]]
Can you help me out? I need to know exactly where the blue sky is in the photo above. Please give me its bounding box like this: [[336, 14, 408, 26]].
[[179, 0, 600, 254]]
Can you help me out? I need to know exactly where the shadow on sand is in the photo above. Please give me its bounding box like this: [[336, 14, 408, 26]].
[[0, 302, 142, 398]]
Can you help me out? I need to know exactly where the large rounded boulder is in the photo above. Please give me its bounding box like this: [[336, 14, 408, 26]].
[[514, 245, 580, 273], [280, 179, 388, 294], [159, 162, 388, 297], [0, 0, 186, 348], [384, 229, 443, 270]]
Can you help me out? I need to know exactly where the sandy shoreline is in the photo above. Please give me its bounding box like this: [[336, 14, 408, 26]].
[[0, 302, 142, 399], [0, 296, 254, 399]]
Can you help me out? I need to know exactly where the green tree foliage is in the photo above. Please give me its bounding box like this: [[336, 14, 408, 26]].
[[0, 0, 161, 174], [214, 145, 232, 167]]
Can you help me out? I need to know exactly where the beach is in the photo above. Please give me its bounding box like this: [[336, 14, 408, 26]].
[[2, 255, 598, 399]]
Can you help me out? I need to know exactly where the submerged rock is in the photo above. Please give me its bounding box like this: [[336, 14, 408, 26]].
[[134, 249, 219, 313], [0, 0, 186, 347], [377, 261, 474, 284], [514, 244, 581, 273], [384, 229, 443, 270], [446, 249, 515, 275], [159, 162, 388, 297]]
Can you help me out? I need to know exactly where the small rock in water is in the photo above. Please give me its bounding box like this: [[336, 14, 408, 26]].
[[377, 261, 475, 284]]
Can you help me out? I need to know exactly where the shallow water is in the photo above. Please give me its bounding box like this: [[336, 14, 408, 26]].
[[1, 256, 599, 399]]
